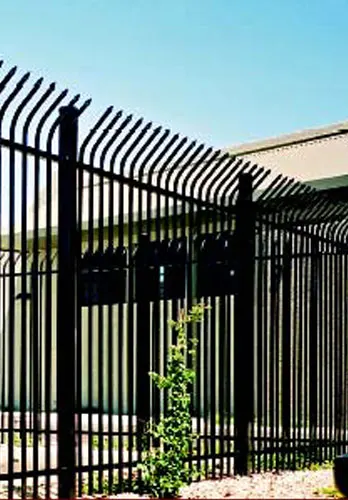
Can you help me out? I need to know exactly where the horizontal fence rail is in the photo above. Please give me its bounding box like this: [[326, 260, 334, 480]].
[[0, 60, 348, 498]]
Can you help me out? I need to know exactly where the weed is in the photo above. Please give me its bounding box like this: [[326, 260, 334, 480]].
[[139, 304, 208, 498]]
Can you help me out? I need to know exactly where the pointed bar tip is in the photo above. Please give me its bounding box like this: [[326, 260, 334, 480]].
[[69, 94, 81, 106], [34, 77, 44, 87], [78, 98, 92, 115], [9, 66, 17, 77]]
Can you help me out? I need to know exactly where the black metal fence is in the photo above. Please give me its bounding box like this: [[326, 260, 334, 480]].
[[1, 60, 348, 498]]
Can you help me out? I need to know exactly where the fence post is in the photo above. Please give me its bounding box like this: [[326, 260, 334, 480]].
[[57, 105, 78, 499], [234, 173, 255, 476]]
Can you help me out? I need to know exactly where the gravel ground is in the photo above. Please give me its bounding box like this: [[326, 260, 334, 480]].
[[111, 470, 338, 499], [0, 469, 340, 499], [179, 470, 337, 499], [108, 469, 340, 499]]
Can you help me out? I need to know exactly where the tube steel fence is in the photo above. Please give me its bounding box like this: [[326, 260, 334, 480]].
[[0, 60, 348, 498]]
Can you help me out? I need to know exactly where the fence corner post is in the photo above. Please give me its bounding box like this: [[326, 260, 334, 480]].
[[234, 172, 255, 476], [57, 105, 78, 499]]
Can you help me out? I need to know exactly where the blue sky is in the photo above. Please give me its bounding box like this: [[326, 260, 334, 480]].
[[0, 0, 347, 149]]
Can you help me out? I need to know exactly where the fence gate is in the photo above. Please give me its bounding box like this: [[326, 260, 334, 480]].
[[1, 61, 348, 499]]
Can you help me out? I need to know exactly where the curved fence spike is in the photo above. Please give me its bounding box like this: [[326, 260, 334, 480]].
[[257, 174, 290, 202], [128, 126, 163, 179], [227, 163, 261, 204], [0, 66, 17, 95], [169, 144, 207, 192], [334, 216, 348, 242], [148, 135, 186, 182], [79, 106, 114, 162], [167, 142, 205, 186], [173, 146, 214, 194], [209, 157, 242, 198], [89, 111, 131, 167], [23, 83, 56, 140], [157, 139, 196, 178], [303, 193, 337, 223], [45, 94, 81, 152], [196, 153, 232, 202], [251, 167, 269, 190], [264, 178, 297, 208], [144, 133, 181, 191], [36, 89, 68, 150], [117, 120, 153, 177], [0, 71, 31, 125], [136, 129, 171, 180], [109, 117, 144, 171], [99, 113, 133, 169], [184, 149, 223, 200], [280, 185, 317, 224], [219, 160, 254, 203], [150, 138, 193, 195], [77, 98, 92, 116], [9, 77, 44, 140], [253, 168, 272, 192]]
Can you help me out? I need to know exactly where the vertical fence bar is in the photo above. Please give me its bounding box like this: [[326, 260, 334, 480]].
[[57, 105, 78, 499], [7, 122, 16, 500], [343, 246, 348, 454], [106, 153, 115, 496], [302, 230, 309, 468], [127, 160, 135, 489], [281, 236, 291, 467], [334, 243, 343, 456], [309, 238, 319, 461], [269, 215, 277, 469], [256, 224, 264, 473], [328, 240, 334, 461], [32, 123, 41, 500], [262, 202, 273, 470], [87, 157, 95, 494], [296, 228, 304, 465], [45, 158, 54, 497], [234, 173, 254, 476], [20, 140, 29, 498], [97, 171, 105, 493], [200, 215, 209, 477], [318, 236, 324, 463], [136, 234, 151, 456], [226, 207, 233, 476], [275, 216, 282, 471], [218, 271, 226, 478], [323, 237, 329, 461]]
